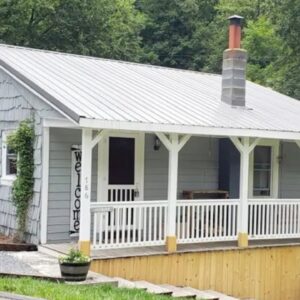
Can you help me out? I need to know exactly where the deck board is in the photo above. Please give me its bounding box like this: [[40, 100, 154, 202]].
[[43, 238, 300, 259]]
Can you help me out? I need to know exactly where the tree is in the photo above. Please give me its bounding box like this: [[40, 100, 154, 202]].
[[139, 0, 218, 70], [0, 0, 144, 61], [243, 16, 283, 87], [270, 0, 300, 99]]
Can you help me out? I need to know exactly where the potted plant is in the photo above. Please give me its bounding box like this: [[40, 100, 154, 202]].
[[59, 248, 91, 281]]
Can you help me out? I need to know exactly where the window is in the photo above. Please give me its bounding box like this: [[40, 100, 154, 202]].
[[1, 131, 17, 185], [253, 146, 272, 196], [250, 141, 279, 198]]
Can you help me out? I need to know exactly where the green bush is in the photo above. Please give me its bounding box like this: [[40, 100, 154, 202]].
[[7, 120, 34, 242], [59, 248, 90, 264]]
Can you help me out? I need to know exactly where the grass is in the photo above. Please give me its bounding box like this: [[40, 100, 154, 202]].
[[0, 277, 188, 300]]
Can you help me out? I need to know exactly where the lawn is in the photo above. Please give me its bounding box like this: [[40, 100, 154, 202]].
[[0, 277, 187, 300]]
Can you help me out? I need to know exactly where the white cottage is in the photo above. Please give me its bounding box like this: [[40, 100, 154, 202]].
[[1, 17, 300, 279]]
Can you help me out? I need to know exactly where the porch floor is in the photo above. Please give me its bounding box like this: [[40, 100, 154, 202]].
[[42, 238, 300, 259]]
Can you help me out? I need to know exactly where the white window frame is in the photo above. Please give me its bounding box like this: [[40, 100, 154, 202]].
[[1, 131, 17, 186], [249, 139, 279, 198]]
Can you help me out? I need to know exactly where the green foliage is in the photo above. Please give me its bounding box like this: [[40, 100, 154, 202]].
[[139, 0, 218, 70], [0, 277, 174, 300], [0, 0, 299, 98], [0, 0, 144, 61], [243, 16, 283, 86], [7, 120, 34, 241], [59, 248, 90, 264]]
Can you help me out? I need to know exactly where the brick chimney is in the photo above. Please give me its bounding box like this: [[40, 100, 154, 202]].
[[221, 15, 247, 107]]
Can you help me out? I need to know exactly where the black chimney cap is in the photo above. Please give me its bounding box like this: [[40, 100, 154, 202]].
[[228, 15, 243, 25]]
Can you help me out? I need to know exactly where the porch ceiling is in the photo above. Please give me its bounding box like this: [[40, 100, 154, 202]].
[[2, 44, 300, 139]]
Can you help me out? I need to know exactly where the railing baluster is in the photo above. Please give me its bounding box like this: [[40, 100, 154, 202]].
[[159, 206, 162, 241], [196, 205, 200, 239], [93, 212, 97, 247], [153, 206, 157, 242], [110, 208, 115, 245]]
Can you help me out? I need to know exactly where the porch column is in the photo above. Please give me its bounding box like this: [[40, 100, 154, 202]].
[[230, 137, 259, 248], [79, 128, 93, 256], [156, 133, 191, 253], [166, 134, 179, 252]]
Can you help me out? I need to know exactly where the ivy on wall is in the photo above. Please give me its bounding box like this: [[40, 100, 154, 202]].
[[7, 120, 34, 241]]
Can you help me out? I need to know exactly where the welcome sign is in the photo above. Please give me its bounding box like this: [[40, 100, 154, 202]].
[[70, 145, 82, 236]]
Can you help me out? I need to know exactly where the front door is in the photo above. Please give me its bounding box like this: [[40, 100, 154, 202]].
[[98, 132, 144, 203]]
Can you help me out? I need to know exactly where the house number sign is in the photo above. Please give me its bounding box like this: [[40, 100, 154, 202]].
[[70, 145, 82, 236]]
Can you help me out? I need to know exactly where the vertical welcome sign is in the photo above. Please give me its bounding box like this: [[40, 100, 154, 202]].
[[70, 145, 82, 236]]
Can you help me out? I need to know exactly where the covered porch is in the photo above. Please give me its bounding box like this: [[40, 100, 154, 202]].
[[65, 125, 300, 255]]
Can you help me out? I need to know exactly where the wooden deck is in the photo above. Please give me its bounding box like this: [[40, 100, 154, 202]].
[[43, 238, 300, 259], [40, 239, 300, 300]]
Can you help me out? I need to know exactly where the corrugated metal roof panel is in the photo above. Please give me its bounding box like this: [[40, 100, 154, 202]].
[[0, 44, 300, 133]]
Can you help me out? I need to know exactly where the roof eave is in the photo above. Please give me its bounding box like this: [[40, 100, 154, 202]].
[[0, 60, 80, 124], [79, 117, 300, 141]]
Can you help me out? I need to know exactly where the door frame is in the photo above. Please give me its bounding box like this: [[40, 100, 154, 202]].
[[97, 131, 145, 202]]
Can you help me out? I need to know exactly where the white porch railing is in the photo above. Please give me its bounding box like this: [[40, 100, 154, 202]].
[[91, 201, 168, 249], [90, 198, 300, 250], [176, 200, 239, 243], [248, 199, 300, 239]]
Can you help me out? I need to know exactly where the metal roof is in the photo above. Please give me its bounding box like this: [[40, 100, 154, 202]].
[[1, 44, 300, 136]]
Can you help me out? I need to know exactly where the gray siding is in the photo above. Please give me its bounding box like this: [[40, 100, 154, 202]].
[[279, 142, 300, 198], [47, 133, 219, 242], [144, 134, 219, 200], [0, 69, 64, 244], [47, 128, 98, 243]]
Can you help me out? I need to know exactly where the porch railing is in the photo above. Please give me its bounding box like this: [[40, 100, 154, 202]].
[[176, 199, 239, 243], [248, 199, 300, 239], [91, 201, 168, 249], [90, 198, 300, 250]]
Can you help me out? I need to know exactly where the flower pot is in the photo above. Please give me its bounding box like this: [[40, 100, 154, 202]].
[[59, 261, 91, 282]]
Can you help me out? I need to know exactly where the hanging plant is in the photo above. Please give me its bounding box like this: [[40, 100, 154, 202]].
[[7, 119, 34, 242]]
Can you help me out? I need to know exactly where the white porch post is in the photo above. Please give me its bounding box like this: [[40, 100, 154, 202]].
[[230, 137, 259, 247], [167, 134, 179, 251], [79, 128, 93, 255], [239, 138, 250, 246], [156, 132, 190, 252]]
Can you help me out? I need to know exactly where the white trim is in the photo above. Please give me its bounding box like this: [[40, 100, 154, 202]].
[[1, 131, 17, 186], [40, 127, 49, 244], [0, 177, 15, 186], [80, 118, 300, 141], [91, 130, 104, 149], [43, 118, 80, 129], [249, 139, 280, 199], [97, 131, 145, 202], [79, 128, 93, 241], [295, 140, 300, 149]]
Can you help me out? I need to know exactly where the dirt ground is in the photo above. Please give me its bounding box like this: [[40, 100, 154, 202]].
[[0, 233, 14, 243]]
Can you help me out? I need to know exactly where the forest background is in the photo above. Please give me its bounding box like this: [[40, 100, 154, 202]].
[[1, 0, 298, 99]]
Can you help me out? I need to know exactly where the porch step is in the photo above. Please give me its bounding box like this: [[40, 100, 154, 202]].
[[159, 284, 196, 298], [114, 277, 141, 289], [66, 271, 118, 286], [183, 287, 220, 300], [134, 281, 173, 295], [203, 290, 239, 300]]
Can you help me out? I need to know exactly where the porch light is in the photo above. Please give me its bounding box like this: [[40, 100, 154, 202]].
[[154, 136, 161, 151]]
